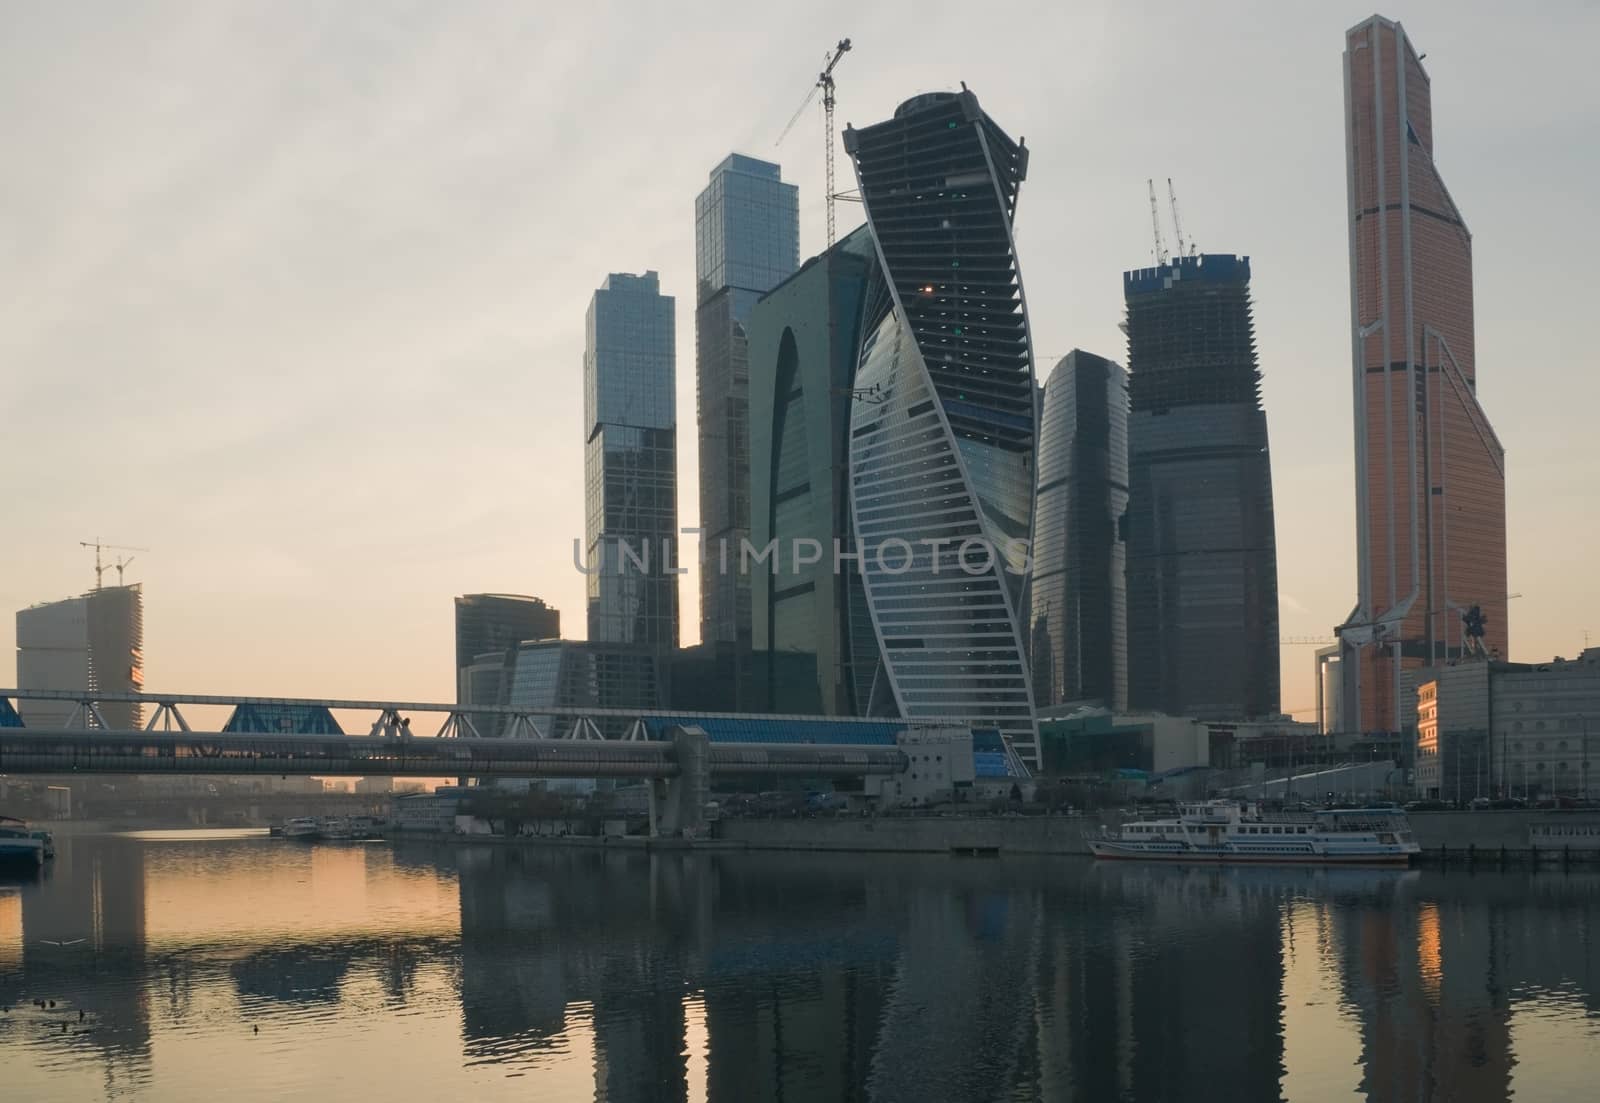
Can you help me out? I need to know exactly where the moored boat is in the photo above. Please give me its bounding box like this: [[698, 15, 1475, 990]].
[[281, 817, 322, 840], [1090, 800, 1419, 865], [0, 816, 47, 870]]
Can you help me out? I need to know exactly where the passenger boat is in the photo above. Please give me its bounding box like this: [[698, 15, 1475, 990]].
[[0, 816, 47, 870], [1090, 800, 1420, 865], [282, 817, 322, 840]]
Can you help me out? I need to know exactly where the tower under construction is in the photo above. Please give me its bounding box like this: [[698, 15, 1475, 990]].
[[1123, 253, 1280, 720]]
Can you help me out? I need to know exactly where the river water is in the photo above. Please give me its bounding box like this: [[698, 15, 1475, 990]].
[[0, 831, 1596, 1102]]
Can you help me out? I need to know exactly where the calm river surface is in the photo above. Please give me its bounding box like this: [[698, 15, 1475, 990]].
[[1, 831, 1597, 1101]]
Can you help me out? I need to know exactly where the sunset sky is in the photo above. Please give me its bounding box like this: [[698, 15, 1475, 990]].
[[3, 1, 1596, 722]]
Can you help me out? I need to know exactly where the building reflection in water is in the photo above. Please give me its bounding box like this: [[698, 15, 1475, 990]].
[[0, 833, 1597, 1101]]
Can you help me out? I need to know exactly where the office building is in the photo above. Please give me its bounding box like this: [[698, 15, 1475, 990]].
[[1316, 644, 1343, 735], [748, 225, 880, 715], [505, 639, 599, 739], [1411, 649, 1600, 801], [1029, 350, 1130, 711], [454, 594, 559, 693], [453, 594, 559, 736], [841, 89, 1040, 767], [15, 584, 144, 729], [1124, 253, 1280, 720], [695, 155, 800, 670], [1340, 16, 1508, 734], [585, 270, 678, 708]]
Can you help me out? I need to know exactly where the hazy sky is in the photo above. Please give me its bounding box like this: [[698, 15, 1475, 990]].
[[3, 1, 1596, 722]]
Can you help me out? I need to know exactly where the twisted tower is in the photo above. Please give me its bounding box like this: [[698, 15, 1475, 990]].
[[842, 89, 1038, 768]]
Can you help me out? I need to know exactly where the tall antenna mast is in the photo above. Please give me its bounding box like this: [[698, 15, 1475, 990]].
[[1147, 179, 1169, 265]]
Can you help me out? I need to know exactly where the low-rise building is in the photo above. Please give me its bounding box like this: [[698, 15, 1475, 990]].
[[1035, 709, 1210, 777], [1410, 649, 1600, 801], [392, 789, 465, 833]]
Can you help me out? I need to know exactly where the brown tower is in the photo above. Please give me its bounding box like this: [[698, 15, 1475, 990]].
[[1340, 16, 1508, 733]]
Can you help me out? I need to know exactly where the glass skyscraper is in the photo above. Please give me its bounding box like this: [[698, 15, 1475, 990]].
[[585, 270, 678, 709], [1124, 253, 1280, 720], [748, 226, 879, 716], [1029, 350, 1130, 712], [694, 155, 799, 667], [1340, 16, 1507, 734], [842, 90, 1040, 768], [15, 583, 144, 729]]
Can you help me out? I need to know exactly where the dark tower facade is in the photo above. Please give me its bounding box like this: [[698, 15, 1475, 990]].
[[1124, 254, 1280, 719], [842, 89, 1039, 768], [1029, 350, 1129, 711]]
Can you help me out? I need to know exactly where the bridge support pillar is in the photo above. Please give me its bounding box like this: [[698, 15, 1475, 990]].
[[648, 726, 709, 838]]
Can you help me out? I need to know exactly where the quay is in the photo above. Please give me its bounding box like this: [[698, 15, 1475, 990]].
[[397, 808, 1600, 865]]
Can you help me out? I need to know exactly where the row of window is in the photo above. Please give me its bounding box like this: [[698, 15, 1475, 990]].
[[1124, 823, 1311, 836]]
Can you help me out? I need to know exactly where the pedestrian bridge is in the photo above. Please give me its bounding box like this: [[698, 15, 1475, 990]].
[[1, 687, 929, 836], [0, 726, 905, 780], [0, 687, 909, 780]]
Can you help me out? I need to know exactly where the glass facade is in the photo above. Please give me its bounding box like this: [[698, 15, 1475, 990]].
[[506, 639, 598, 739], [453, 594, 560, 705], [1028, 350, 1129, 712], [1124, 254, 1280, 721], [222, 704, 343, 735], [842, 90, 1040, 769], [1342, 17, 1507, 734], [584, 271, 678, 709], [694, 155, 799, 670], [748, 226, 878, 716]]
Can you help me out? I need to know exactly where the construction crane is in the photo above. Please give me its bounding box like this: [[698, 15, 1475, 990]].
[[777, 37, 852, 248], [1167, 177, 1195, 257], [1146, 179, 1168, 265], [80, 540, 148, 590]]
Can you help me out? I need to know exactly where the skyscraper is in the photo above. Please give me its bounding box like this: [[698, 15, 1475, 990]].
[[454, 594, 559, 686], [15, 584, 144, 729], [842, 89, 1039, 767], [1029, 350, 1130, 712], [585, 270, 678, 708], [453, 594, 559, 736], [1340, 16, 1507, 734], [694, 155, 799, 664], [748, 226, 879, 715], [1124, 254, 1280, 720]]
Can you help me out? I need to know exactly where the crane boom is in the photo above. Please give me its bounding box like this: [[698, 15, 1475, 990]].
[[776, 38, 852, 248], [1167, 177, 1190, 257], [79, 539, 149, 590], [1147, 179, 1168, 265]]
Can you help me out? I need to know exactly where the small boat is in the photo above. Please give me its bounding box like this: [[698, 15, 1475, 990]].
[[1090, 800, 1420, 865], [0, 816, 47, 870], [320, 817, 353, 841], [281, 817, 322, 840]]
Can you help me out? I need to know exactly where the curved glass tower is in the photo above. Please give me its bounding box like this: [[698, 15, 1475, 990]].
[[1029, 350, 1130, 712], [842, 89, 1038, 768]]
